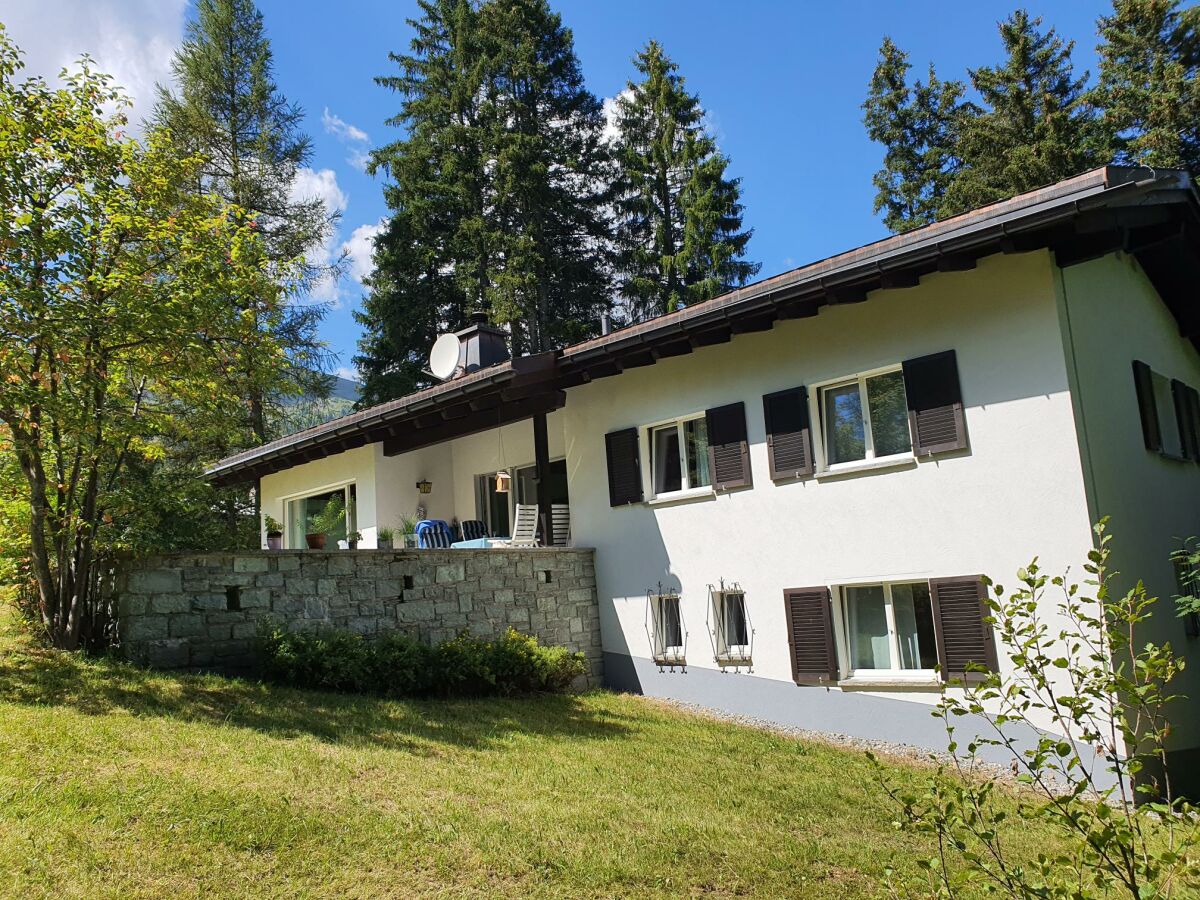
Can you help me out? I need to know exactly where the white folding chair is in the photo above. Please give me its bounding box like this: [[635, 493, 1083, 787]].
[[550, 503, 571, 547], [500, 503, 539, 548]]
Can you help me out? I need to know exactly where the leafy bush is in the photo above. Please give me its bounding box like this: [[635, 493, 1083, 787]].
[[255, 624, 586, 698], [873, 520, 1200, 898]]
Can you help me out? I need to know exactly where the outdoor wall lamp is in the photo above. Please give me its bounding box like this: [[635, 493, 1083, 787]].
[[415, 479, 433, 494]]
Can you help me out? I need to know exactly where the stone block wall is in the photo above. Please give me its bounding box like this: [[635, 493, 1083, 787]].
[[115, 548, 602, 685]]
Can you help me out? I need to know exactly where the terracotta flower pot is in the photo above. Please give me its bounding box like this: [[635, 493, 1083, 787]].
[[266, 533, 282, 551], [305, 533, 326, 550]]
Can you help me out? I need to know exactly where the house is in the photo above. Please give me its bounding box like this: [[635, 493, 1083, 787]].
[[207, 166, 1200, 787]]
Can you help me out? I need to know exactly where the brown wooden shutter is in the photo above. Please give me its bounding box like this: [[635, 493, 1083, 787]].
[[706, 402, 752, 490], [783, 586, 838, 684], [1132, 360, 1161, 452], [763, 387, 814, 479], [929, 576, 998, 681], [604, 428, 643, 506], [901, 350, 967, 455], [1171, 379, 1200, 461]]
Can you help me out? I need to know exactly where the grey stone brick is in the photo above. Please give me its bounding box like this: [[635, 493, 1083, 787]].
[[149, 595, 191, 615], [276, 555, 301, 572], [145, 638, 190, 668], [128, 569, 182, 594], [233, 556, 268, 574], [124, 615, 168, 642], [169, 614, 205, 638]]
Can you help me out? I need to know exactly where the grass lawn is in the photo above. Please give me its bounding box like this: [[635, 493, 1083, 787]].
[[0, 602, 1066, 899]]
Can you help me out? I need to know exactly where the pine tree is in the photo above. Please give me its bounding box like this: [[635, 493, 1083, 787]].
[[1093, 0, 1200, 174], [943, 10, 1100, 216], [358, 0, 613, 398], [155, 0, 338, 443], [356, 0, 484, 402], [862, 37, 964, 233], [479, 0, 613, 352], [611, 40, 757, 320]]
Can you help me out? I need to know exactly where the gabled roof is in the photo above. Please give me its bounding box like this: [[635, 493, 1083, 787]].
[[208, 165, 1200, 486]]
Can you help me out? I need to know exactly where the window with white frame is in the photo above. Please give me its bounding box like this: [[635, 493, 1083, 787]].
[[648, 415, 711, 497], [818, 368, 911, 468], [650, 593, 686, 664], [285, 483, 356, 549], [710, 586, 752, 664], [841, 581, 938, 674]]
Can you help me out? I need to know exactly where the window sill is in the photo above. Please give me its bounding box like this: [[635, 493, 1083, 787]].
[[815, 456, 917, 481], [839, 674, 941, 691], [646, 487, 715, 507]]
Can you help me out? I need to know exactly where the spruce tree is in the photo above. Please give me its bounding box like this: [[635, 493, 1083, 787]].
[[862, 37, 964, 233], [1093, 0, 1200, 174], [479, 0, 613, 352], [356, 0, 483, 402], [155, 0, 338, 443], [611, 40, 757, 320], [943, 10, 1100, 216]]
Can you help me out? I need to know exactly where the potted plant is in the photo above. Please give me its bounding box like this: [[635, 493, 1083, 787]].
[[306, 495, 345, 550], [348, 530, 362, 550], [399, 514, 419, 549], [264, 515, 284, 551], [377, 526, 395, 551]]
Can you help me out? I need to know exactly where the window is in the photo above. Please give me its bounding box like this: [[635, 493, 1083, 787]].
[[819, 369, 911, 468], [650, 593, 685, 665], [710, 586, 752, 665], [285, 483, 356, 549], [475, 473, 511, 537], [1132, 360, 1200, 460], [842, 581, 938, 674], [1152, 371, 1184, 458], [649, 416, 711, 497]]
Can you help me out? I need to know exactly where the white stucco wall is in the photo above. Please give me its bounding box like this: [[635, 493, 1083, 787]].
[[257, 410, 569, 547], [562, 251, 1100, 727], [1057, 251, 1200, 752], [259, 445, 377, 548]]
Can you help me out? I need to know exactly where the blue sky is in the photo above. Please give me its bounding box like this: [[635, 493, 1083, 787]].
[[9, 1, 1114, 377]]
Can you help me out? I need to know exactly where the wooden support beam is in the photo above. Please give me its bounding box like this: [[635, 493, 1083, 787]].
[[730, 310, 778, 333], [689, 325, 732, 347], [936, 253, 977, 272], [654, 338, 694, 359], [828, 284, 869, 304], [777, 298, 821, 320], [879, 270, 920, 289], [532, 412, 553, 546]]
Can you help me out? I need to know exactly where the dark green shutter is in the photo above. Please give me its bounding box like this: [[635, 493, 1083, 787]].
[[763, 387, 814, 479], [705, 402, 752, 490], [1132, 360, 1162, 452], [929, 576, 998, 681], [604, 428, 642, 506], [901, 350, 967, 455], [784, 587, 838, 684]]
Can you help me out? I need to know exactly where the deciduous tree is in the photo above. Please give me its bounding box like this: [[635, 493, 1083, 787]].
[[0, 29, 289, 648]]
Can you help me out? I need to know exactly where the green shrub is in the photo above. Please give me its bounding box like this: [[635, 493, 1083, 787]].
[[255, 624, 586, 698]]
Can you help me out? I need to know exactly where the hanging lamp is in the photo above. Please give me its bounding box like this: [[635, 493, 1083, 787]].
[[494, 409, 510, 493]]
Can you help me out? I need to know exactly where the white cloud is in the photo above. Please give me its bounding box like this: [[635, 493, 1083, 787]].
[[601, 90, 631, 145], [3, 0, 186, 125], [289, 166, 348, 215], [323, 107, 371, 171], [334, 365, 359, 382], [322, 108, 369, 144], [343, 220, 384, 285]]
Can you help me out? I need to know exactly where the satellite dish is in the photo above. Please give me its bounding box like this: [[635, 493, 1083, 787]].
[[429, 333, 461, 380]]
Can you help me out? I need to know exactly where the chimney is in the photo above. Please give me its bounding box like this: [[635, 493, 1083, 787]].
[[454, 311, 510, 374]]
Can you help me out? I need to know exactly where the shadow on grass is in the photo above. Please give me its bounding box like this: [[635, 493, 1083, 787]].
[[0, 638, 633, 754]]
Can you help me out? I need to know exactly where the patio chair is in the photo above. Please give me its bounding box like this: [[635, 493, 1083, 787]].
[[498, 504, 539, 548], [550, 503, 571, 547], [415, 519, 453, 549], [460, 519, 489, 541]]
